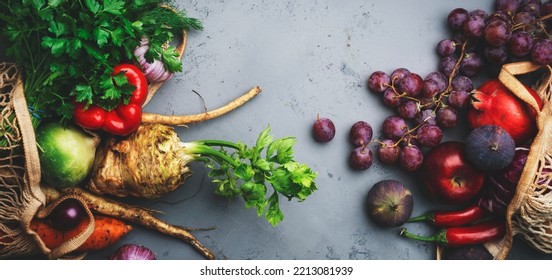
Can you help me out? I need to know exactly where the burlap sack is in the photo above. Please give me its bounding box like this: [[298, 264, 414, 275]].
[[484, 61, 552, 259], [0, 63, 94, 259]]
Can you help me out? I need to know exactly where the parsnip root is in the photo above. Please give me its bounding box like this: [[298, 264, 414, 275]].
[[142, 86, 262, 125], [43, 186, 215, 260]]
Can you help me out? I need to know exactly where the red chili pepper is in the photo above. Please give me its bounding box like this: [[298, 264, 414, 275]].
[[73, 63, 148, 136], [400, 220, 505, 247], [407, 204, 487, 227]]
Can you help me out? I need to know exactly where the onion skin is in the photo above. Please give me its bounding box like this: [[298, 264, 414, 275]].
[[111, 244, 156, 260], [134, 38, 174, 83]]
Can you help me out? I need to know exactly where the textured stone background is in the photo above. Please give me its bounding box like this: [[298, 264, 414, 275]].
[[86, 0, 549, 260]]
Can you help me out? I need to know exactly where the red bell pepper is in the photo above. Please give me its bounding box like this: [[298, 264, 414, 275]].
[[73, 64, 148, 136]]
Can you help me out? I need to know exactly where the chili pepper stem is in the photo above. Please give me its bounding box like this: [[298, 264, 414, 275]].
[[141, 86, 262, 125], [406, 213, 434, 223], [400, 228, 447, 245]]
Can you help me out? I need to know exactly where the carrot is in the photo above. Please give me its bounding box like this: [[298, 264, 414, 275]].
[[30, 215, 132, 252], [42, 186, 216, 259]]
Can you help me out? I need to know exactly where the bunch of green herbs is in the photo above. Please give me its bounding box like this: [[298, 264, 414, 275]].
[[183, 126, 318, 226], [0, 0, 202, 122]]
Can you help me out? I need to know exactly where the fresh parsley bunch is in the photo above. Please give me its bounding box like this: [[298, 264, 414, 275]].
[[0, 0, 202, 121]]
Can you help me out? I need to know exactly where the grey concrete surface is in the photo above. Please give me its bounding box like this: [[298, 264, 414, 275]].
[[87, 0, 551, 260]]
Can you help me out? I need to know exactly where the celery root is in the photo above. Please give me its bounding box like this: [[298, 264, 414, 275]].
[[87, 122, 318, 226]]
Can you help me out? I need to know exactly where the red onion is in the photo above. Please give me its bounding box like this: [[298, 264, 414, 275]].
[[477, 146, 530, 216], [134, 38, 174, 83], [110, 244, 156, 260]]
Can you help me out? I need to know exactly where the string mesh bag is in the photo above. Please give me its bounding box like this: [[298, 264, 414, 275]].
[[485, 61, 552, 259], [0, 63, 94, 259]]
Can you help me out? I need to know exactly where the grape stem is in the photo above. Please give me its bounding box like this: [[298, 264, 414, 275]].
[[511, 13, 552, 34], [432, 40, 468, 110]]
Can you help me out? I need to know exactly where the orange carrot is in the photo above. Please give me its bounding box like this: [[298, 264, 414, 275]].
[[30, 215, 132, 252]]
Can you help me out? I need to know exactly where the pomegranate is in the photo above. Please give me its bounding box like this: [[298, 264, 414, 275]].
[[467, 80, 541, 145]]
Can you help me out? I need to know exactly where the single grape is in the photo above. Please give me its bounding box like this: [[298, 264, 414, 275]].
[[460, 52, 483, 77], [469, 9, 488, 19], [496, 0, 520, 15], [382, 116, 408, 140], [422, 79, 440, 98], [390, 68, 411, 85], [463, 14, 486, 38], [382, 88, 401, 107], [437, 106, 458, 128], [513, 11, 535, 26], [399, 145, 424, 172], [425, 71, 448, 91], [349, 121, 373, 147], [416, 124, 443, 147], [448, 8, 470, 31], [349, 146, 374, 170], [397, 100, 420, 120], [487, 10, 512, 23], [451, 75, 473, 92], [448, 90, 470, 109], [484, 20, 512, 47], [484, 45, 509, 65], [312, 116, 336, 142], [437, 39, 457, 57], [414, 109, 437, 126], [439, 56, 458, 77], [367, 71, 391, 93], [520, 0, 541, 17], [377, 139, 401, 165], [508, 31, 534, 57], [531, 39, 552, 65], [398, 73, 424, 97], [542, 2, 552, 17]]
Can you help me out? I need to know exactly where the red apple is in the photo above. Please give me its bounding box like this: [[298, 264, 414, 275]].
[[421, 141, 486, 205]]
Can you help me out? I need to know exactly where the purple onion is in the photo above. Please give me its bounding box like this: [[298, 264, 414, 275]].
[[110, 244, 156, 260], [134, 38, 174, 83], [477, 147, 530, 215]]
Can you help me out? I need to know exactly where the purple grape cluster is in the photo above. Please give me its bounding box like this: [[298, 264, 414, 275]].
[[367, 66, 457, 172], [364, 0, 550, 173], [450, 0, 552, 67]]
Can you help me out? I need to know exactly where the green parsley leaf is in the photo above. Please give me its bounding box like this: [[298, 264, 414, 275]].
[[93, 27, 110, 47], [102, 0, 125, 15], [74, 84, 94, 104], [84, 0, 101, 14], [48, 0, 63, 7]]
